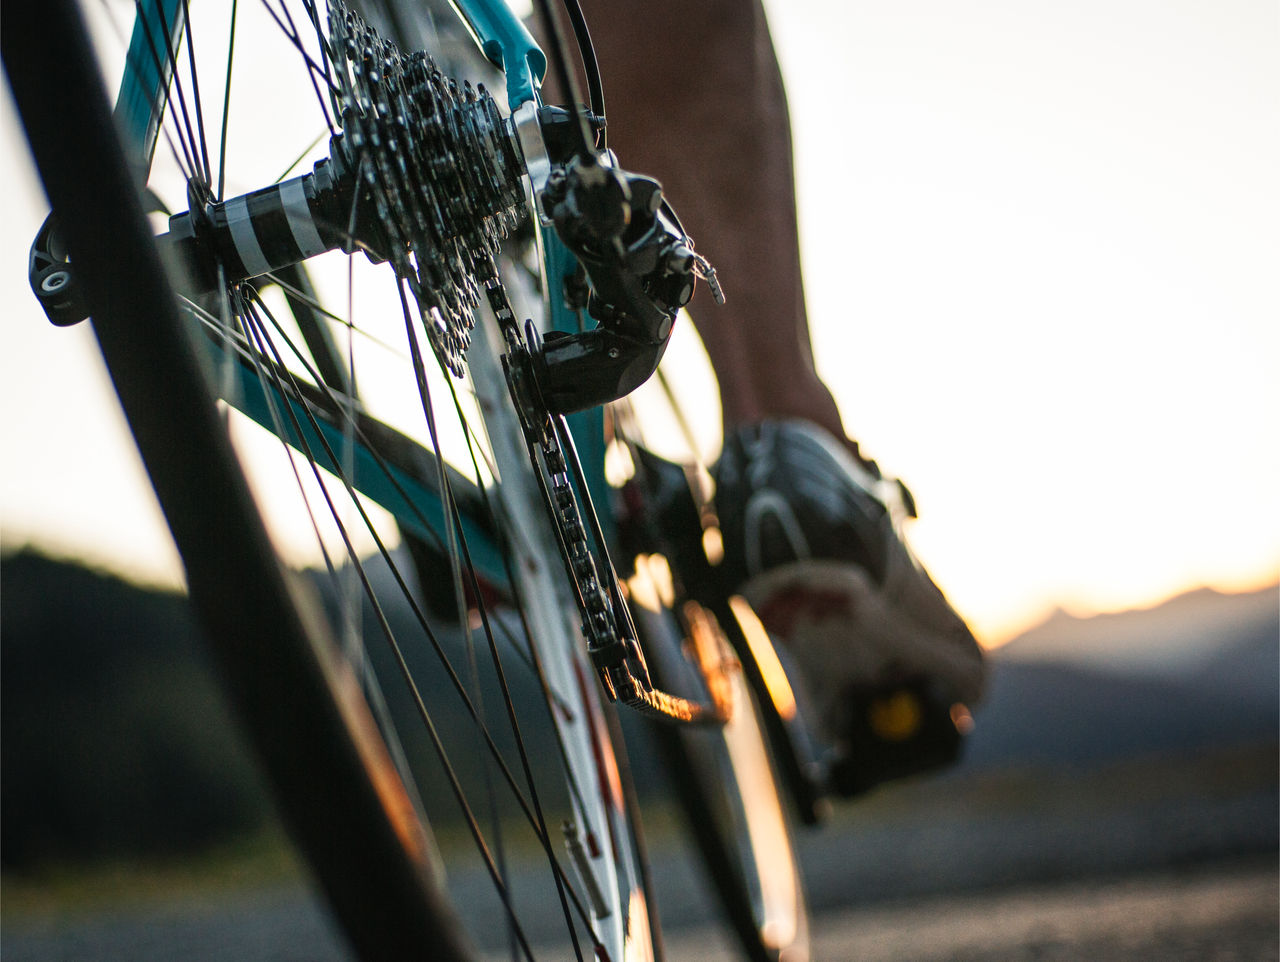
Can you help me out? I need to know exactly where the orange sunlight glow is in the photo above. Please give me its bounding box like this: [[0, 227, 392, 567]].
[[729, 595, 799, 722]]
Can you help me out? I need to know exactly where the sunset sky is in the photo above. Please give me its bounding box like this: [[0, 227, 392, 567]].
[[2, 0, 1276, 647]]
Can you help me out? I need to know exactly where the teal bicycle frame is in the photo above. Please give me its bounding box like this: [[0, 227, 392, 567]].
[[114, 0, 609, 589]]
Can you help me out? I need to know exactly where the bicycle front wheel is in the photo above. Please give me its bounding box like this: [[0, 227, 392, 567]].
[[4, 1, 660, 958]]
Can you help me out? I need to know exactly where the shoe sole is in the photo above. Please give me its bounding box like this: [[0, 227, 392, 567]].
[[740, 559, 985, 735]]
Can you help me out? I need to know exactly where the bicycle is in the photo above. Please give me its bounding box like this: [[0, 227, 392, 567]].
[[4, 0, 820, 958]]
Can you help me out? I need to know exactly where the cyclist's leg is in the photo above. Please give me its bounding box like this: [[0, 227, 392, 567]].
[[582, 0, 845, 442], [585, 0, 986, 796]]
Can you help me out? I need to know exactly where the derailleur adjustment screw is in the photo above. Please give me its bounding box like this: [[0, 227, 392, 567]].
[[663, 244, 695, 276]]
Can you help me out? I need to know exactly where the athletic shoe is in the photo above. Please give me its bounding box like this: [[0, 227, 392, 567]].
[[714, 420, 985, 794]]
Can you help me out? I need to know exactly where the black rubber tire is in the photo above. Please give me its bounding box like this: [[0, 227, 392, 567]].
[[635, 600, 812, 962]]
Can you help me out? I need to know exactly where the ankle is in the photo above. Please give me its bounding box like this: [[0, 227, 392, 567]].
[[722, 376, 845, 441]]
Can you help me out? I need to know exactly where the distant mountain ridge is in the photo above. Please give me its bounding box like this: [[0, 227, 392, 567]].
[[964, 582, 1279, 770], [995, 582, 1278, 677]]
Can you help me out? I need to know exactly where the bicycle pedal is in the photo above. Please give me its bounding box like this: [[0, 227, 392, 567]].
[[825, 678, 972, 798]]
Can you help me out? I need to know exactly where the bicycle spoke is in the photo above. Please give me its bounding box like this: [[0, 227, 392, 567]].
[[223, 285, 603, 942], [273, 129, 328, 183], [277, 0, 339, 134], [298, 0, 341, 130], [231, 335, 581, 956], [215, 0, 238, 199], [138, 0, 204, 182], [127, 0, 198, 180], [177, 0, 212, 185], [257, 0, 342, 110]]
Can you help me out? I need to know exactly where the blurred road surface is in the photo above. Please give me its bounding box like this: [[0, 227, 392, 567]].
[[658, 859, 1277, 962], [5, 858, 1274, 961]]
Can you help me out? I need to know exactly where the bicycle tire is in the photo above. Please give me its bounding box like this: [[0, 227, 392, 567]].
[[615, 440, 810, 962], [635, 599, 810, 962], [4, 1, 660, 959]]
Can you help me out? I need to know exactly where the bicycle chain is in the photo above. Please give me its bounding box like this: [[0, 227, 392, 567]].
[[480, 278, 719, 725]]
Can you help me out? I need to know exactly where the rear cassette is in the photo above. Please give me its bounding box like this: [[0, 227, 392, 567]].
[[327, 1, 527, 374]]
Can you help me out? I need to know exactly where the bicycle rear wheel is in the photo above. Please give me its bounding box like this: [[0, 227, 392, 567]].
[[4, 1, 659, 958]]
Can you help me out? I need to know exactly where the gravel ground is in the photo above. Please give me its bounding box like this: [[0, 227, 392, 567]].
[[5, 765, 1275, 961], [4, 858, 1274, 961], [660, 859, 1278, 962]]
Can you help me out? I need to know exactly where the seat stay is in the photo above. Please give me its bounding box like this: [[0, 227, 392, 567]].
[[115, 0, 187, 176]]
